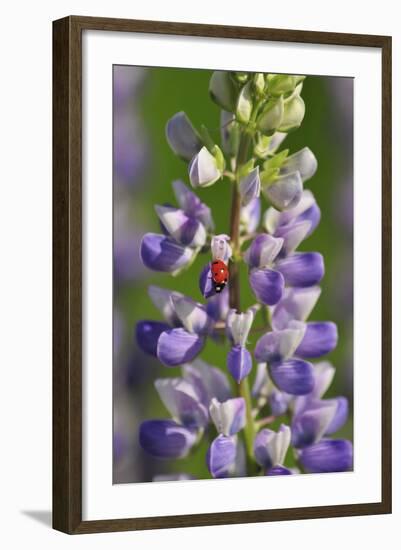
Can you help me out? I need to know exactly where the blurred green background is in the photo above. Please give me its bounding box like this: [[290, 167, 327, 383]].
[[113, 66, 353, 483]]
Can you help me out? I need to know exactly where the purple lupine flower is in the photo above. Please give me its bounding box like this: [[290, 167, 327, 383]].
[[254, 321, 315, 395], [269, 286, 338, 359], [206, 396, 247, 478], [206, 287, 229, 322], [225, 307, 257, 382], [154, 205, 207, 248], [172, 180, 214, 232], [244, 234, 285, 306], [209, 397, 246, 436], [139, 420, 198, 459], [154, 377, 209, 428], [280, 147, 318, 183], [136, 286, 213, 366], [297, 439, 353, 473], [182, 359, 231, 405], [291, 361, 349, 448], [252, 362, 292, 415], [166, 111, 203, 162], [271, 286, 322, 330], [264, 190, 321, 256], [141, 181, 214, 273], [157, 296, 212, 367], [254, 425, 293, 475], [262, 171, 303, 211], [239, 167, 261, 206], [295, 322, 338, 358], [140, 233, 196, 273], [135, 286, 182, 356], [206, 434, 238, 478], [136, 320, 170, 357], [240, 196, 261, 234]]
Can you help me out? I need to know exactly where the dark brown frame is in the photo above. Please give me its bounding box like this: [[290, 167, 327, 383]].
[[53, 15, 392, 534]]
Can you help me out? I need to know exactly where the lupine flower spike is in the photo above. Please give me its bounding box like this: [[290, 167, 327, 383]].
[[137, 71, 353, 480]]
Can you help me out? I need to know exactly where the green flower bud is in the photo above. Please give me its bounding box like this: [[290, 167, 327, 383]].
[[236, 82, 253, 124], [209, 71, 238, 112], [267, 74, 298, 96], [254, 134, 272, 158], [278, 94, 305, 133], [237, 158, 255, 180], [234, 72, 249, 83], [253, 73, 265, 96], [212, 144, 226, 173], [254, 132, 287, 158], [257, 96, 284, 135], [263, 149, 289, 172]]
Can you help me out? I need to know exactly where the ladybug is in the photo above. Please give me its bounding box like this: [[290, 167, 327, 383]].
[[211, 260, 229, 293]]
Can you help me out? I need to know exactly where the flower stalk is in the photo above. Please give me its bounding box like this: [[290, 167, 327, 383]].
[[136, 71, 353, 481]]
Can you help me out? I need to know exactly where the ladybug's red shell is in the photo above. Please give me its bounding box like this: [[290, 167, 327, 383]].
[[211, 260, 229, 284]]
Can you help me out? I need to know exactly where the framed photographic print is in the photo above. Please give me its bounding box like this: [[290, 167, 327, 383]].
[[52, 16, 392, 534]]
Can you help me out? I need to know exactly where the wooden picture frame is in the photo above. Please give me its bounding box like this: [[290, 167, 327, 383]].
[[53, 15, 392, 534]]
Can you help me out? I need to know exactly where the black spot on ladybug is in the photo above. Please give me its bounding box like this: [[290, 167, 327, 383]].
[[213, 281, 226, 293]]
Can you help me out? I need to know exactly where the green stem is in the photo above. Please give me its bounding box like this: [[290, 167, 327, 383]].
[[228, 127, 259, 475], [239, 376, 257, 467]]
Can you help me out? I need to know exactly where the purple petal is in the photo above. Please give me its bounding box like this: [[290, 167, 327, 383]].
[[271, 286, 321, 330], [296, 322, 338, 358], [240, 197, 261, 234], [254, 322, 306, 363], [148, 285, 183, 326], [275, 220, 312, 256], [139, 419, 198, 459], [291, 400, 338, 448], [281, 147, 317, 182], [254, 425, 291, 468], [270, 359, 315, 395], [170, 295, 212, 335], [239, 167, 261, 206], [227, 345, 252, 383], [206, 434, 237, 478], [157, 328, 204, 367], [298, 439, 353, 473], [172, 180, 214, 231], [276, 252, 324, 287], [135, 320, 170, 356], [209, 397, 246, 436], [206, 287, 229, 321], [266, 465, 293, 475], [154, 205, 206, 247], [199, 263, 216, 299], [244, 234, 284, 268], [325, 397, 349, 435], [298, 202, 321, 236], [155, 378, 209, 428], [140, 233, 195, 272], [182, 359, 231, 406], [249, 268, 284, 306], [264, 171, 303, 211], [311, 361, 336, 398], [166, 111, 202, 161], [269, 390, 292, 416], [268, 190, 317, 230]]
